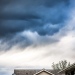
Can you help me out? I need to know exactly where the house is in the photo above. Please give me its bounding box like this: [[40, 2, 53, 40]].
[[12, 63, 75, 75], [12, 69, 59, 75], [58, 63, 75, 75]]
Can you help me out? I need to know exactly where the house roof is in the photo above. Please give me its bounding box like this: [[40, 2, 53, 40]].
[[13, 69, 59, 75], [34, 69, 54, 75], [58, 63, 75, 73]]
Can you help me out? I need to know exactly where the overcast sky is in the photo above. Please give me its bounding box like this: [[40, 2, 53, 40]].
[[0, 0, 75, 75]]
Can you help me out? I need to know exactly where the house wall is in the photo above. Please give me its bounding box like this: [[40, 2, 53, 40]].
[[58, 73, 65, 75], [38, 72, 52, 75]]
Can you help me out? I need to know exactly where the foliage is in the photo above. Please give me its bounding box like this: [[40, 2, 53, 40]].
[[52, 60, 70, 71]]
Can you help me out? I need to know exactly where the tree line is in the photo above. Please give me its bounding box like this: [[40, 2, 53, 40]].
[[52, 60, 70, 71]]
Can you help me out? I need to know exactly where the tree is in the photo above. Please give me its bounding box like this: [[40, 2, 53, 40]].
[[52, 60, 70, 71]]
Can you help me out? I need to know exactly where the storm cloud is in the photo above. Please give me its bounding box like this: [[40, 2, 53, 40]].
[[0, 0, 75, 75], [0, 0, 70, 37], [0, 0, 71, 50]]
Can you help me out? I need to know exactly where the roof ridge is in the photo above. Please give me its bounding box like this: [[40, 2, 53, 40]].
[[33, 69, 54, 75], [14, 69, 52, 70]]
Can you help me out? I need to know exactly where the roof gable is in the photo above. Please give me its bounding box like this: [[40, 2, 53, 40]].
[[34, 69, 54, 75]]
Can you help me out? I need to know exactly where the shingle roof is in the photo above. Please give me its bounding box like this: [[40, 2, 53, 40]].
[[13, 69, 59, 75]]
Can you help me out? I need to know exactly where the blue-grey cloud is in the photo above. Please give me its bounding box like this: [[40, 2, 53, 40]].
[[0, 0, 72, 50], [0, 0, 69, 36], [0, 1, 75, 75]]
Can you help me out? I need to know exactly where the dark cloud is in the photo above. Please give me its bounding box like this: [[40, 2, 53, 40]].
[[0, 34, 33, 51], [43, 0, 69, 7], [0, 0, 69, 8], [0, 19, 42, 36], [0, 29, 59, 51], [0, 0, 71, 50], [0, 19, 63, 36], [0, 4, 67, 35], [0, 12, 40, 20]]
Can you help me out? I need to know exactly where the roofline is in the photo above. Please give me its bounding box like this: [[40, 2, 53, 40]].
[[34, 69, 54, 75], [14, 69, 52, 70], [58, 63, 75, 73], [14, 69, 41, 70]]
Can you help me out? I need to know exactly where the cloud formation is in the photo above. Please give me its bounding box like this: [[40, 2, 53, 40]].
[[0, 0, 70, 37], [0, 0, 75, 75], [0, 0, 71, 49]]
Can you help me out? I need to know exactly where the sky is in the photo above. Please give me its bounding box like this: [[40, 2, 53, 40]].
[[0, 0, 75, 75]]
